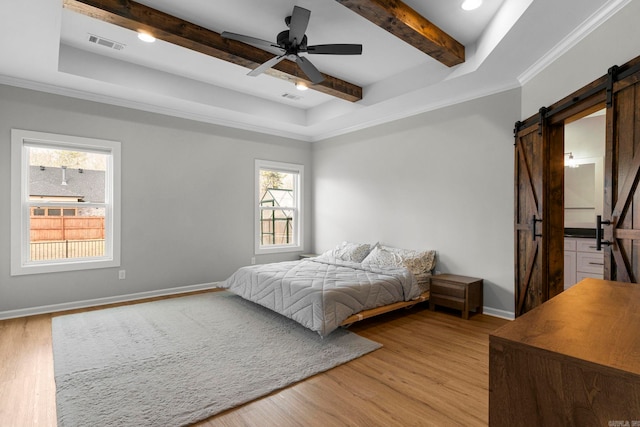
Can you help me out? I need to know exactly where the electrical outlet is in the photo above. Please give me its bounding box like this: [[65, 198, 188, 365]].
[[250, 257, 256, 265], [118, 270, 126, 280]]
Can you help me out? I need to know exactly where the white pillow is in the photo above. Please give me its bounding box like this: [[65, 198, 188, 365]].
[[319, 241, 373, 263], [362, 245, 436, 275]]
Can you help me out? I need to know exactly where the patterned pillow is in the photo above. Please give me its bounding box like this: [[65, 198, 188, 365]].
[[319, 241, 373, 263], [362, 245, 436, 275], [360, 246, 399, 268]]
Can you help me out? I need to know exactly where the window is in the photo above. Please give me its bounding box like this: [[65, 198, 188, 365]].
[[255, 160, 303, 254], [11, 129, 121, 275], [30, 207, 78, 217]]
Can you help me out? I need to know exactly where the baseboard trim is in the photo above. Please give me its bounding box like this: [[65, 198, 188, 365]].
[[1, 286, 517, 322], [0, 282, 220, 320], [482, 306, 515, 320]]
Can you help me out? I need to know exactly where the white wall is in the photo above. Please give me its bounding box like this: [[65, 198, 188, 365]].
[[521, 0, 640, 118], [312, 89, 520, 317], [565, 114, 606, 160], [0, 84, 312, 316]]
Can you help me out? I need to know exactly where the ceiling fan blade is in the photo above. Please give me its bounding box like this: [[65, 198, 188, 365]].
[[288, 6, 311, 45], [221, 31, 285, 56], [296, 56, 324, 84], [305, 44, 363, 55], [247, 55, 286, 77]]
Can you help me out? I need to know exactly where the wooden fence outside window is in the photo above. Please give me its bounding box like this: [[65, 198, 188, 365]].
[[30, 216, 105, 260]]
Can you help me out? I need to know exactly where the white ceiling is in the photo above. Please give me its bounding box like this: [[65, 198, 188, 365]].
[[0, 0, 628, 141]]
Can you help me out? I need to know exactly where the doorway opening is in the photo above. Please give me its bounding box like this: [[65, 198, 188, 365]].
[[562, 108, 606, 290]]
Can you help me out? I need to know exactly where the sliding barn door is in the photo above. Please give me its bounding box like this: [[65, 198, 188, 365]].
[[514, 115, 564, 317], [603, 64, 640, 283], [514, 122, 548, 316]]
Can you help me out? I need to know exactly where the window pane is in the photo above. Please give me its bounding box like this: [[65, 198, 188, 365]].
[[260, 208, 294, 245], [28, 147, 107, 203], [255, 160, 302, 254], [12, 129, 120, 275], [29, 207, 105, 261], [259, 170, 295, 208]]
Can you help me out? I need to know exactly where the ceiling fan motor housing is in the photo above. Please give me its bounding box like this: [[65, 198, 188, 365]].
[[277, 30, 307, 51], [221, 6, 360, 85]]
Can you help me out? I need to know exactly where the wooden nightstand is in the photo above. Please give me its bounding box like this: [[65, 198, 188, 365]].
[[429, 274, 483, 319]]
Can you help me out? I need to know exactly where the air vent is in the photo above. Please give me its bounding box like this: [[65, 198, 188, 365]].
[[88, 34, 125, 51], [281, 93, 303, 101]]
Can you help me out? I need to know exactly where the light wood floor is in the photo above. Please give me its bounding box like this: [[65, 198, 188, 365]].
[[0, 292, 508, 426]]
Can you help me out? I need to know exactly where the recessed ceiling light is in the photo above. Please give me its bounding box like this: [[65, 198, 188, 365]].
[[137, 32, 156, 43], [461, 0, 482, 11], [295, 82, 309, 91]]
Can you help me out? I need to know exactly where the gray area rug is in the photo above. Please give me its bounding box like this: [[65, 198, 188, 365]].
[[52, 291, 381, 426]]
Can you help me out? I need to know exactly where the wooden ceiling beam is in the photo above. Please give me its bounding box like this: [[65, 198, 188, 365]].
[[335, 0, 465, 67], [62, 0, 362, 102]]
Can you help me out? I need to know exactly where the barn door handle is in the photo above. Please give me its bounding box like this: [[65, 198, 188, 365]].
[[532, 215, 543, 241], [596, 215, 612, 251]]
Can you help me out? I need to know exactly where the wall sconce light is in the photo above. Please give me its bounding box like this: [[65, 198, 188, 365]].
[[565, 152, 579, 168]]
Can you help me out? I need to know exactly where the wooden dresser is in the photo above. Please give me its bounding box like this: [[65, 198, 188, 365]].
[[489, 278, 640, 426]]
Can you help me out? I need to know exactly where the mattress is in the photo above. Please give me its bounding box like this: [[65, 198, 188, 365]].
[[219, 257, 422, 336]]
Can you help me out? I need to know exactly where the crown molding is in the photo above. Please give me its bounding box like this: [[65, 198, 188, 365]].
[[517, 0, 632, 85], [0, 75, 314, 142]]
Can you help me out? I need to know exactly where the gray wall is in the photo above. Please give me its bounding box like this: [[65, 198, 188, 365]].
[[312, 89, 520, 318], [0, 84, 312, 315]]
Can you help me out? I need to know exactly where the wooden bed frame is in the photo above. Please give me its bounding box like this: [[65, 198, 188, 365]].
[[340, 291, 430, 327]]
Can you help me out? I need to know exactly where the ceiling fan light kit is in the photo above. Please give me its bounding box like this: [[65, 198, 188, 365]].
[[222, 5, 362, 85]]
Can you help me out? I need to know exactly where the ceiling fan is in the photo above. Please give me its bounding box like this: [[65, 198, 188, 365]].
[[221, 6, 362, 85]]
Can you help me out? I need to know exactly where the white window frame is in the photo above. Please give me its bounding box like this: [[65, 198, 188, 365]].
[[11, 129, 121, 275], [255, 159, 303, 255]]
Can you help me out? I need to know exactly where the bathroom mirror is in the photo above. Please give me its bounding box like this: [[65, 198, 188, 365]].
[[564, 157, 603, 227], [565, 163, 595, 208]]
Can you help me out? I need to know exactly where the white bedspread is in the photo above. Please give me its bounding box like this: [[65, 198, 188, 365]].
[[219, 257, 422, 336]]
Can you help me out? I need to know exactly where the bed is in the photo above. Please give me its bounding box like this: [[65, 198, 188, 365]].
[[219, 242, 436, 336]]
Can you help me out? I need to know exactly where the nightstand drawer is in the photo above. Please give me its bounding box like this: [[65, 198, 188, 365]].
[[430, 294, 465, 311], [430, 280, 466, 298]]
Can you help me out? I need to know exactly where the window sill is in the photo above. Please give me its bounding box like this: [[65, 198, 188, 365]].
[[255, 245, 302, 255], [11, 257, 120, 276]]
